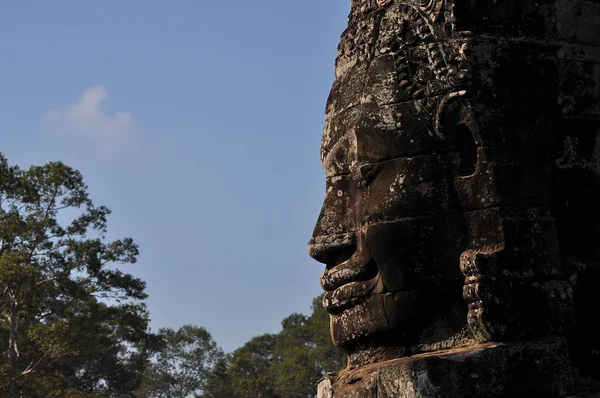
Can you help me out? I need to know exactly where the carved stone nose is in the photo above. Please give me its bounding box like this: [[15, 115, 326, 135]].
[[307, 232, 356, 265]]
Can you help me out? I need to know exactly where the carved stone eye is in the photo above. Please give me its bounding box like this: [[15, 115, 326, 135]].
[[351, 163, 381, 188]]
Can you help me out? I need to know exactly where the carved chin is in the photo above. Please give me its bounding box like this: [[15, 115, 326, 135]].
[[330, 291, 421, 348]]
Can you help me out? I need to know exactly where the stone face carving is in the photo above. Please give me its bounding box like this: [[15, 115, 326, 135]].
[[309, 0, 600, 384], [307, 0, 479, 367]]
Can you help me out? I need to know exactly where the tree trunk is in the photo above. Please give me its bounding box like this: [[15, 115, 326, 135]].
[[8, 299, 19, 398]]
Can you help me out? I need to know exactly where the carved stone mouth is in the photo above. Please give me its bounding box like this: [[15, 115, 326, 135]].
[[463, 276, 485, 309], [320, 259, 377, 291], [467, 300, 483, 309], [323, 277, 380, 314], [310, 232, 382, 313]]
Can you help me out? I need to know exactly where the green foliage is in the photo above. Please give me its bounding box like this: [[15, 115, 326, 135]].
[[221, 294, 346, 398], [229, 334, 279, 398], [136, 325, 225, 398], [0, 153, 153, 397], [136, 294, 344, 398], [202, 353, 233, 398], [0, 152, 344, 397]]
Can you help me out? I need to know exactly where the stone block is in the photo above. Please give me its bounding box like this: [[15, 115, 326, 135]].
[[452, 0, 556, 39], [318, 339, 574, 398], [558, 60, 600, 117], [556, 0, 600, 45]]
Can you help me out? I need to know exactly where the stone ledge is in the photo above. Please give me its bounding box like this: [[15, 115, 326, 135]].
[[318, 338, 575, 398]]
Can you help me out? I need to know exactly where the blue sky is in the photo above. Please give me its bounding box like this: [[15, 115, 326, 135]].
[[0, 1, 349, 352]]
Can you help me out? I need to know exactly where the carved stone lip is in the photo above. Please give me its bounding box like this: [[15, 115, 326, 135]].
[[323, 277, 379, 314], [320, 259, 376, 291], [468, 300, 483, 309], [310, 232, 379, 313]]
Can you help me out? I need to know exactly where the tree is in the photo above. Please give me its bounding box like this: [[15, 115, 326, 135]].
[[136, 325, 225, 398], [271, 313, 315, 397], [305, 294, 346, 376], [224, 294, 346, 398], [271, 296, 346, 398], [0, 153, 152, 397], [202, 353, 233, 398], [228, 334, 279, 398]]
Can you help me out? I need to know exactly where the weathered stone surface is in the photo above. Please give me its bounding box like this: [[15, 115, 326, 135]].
[[317, 339, 574, 398], [452, 0, 557, 38], [568, 260, 600, 383], [554, 117, 600, 260], [309, 0, 600, 395], [556, 0, 600, 44], [461, 208, 563, 278], [558, 61, 600, 117]]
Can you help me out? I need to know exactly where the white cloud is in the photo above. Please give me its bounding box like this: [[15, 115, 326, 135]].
[[43, 86, 139, 153]]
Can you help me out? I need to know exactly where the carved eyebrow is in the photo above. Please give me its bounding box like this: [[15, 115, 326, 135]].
[[321, 127, 357, 159], [322, 137, 346, 166]]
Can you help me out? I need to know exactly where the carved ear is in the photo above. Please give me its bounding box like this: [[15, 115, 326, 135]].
[[436, 95, 481, 146], [453, 124, 478, 177]]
